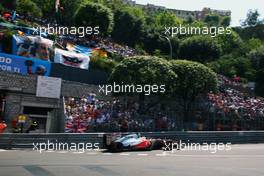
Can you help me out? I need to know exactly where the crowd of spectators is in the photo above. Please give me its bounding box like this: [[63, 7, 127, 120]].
[[218, 75, 244, 88], [208, 76, 264, 120], [59, 35, 138, 58], [64, 94, 178, 133], [209, 89, 264, 119], [64, 76, 264, 133]]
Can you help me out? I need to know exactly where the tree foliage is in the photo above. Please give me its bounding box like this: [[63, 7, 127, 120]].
[[170, 60, 218, 122], [208, 55, 255, 80], [248, 46, 264, 70], [109, 56, 177, 95], [179, 36, 221, 62], [154, 11, 182, 27], [221, 16, 231, 27], [216, 30, 243, 54], [31, 0, 54, 18], [204, 14, 220, 26], [242, 9, 262, 27], [16, 0, 42, 18], [112, 7, 145, 46], [74, 2, 114, 35]]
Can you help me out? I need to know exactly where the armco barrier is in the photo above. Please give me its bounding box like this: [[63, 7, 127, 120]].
[[0, 133, 105, 149], [0, 131, 264, 149]]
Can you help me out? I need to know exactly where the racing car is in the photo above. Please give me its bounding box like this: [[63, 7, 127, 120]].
[[103, 133, 175, 152]]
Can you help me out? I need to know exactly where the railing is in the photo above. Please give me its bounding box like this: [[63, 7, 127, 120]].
[[1, 131, 264, 149]]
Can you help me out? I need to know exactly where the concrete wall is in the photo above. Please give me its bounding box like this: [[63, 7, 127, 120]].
[[0, 71, 106, 132]]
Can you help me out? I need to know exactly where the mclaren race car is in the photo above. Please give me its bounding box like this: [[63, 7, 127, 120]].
[[104, 133, 174, 152]]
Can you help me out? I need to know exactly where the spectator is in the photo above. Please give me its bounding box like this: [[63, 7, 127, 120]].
[[0, 120, 7, 134]]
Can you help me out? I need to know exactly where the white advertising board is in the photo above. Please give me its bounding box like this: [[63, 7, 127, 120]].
[[36, 76, 62, 99]]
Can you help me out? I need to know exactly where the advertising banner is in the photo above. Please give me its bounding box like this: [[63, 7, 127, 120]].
[[0, 52, 51, 76], [36, 76, 62, 99], [12, 35, 53, 61], [54, 48, 90, 70]]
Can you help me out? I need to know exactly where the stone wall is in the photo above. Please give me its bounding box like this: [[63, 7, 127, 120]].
[[0, 71, 108, 132], [0, 71, 103, 97]]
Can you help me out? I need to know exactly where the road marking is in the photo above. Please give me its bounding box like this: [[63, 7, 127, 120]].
[[156, 152, 168, 156], [120, 153, 130, 156], [102, 153, 113, 155], [57, 151, 68, 154], [72, 151, 84, 154], [82, 165, 121, 176], [45, 150, 55, 153], [165, 154, 264, 158], [137, 153, 148, 156], [0, 149, 6, 152], [24, 165, 55, 176]]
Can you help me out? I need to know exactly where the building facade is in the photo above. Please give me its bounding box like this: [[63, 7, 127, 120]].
[[122, 1, 231, 21]]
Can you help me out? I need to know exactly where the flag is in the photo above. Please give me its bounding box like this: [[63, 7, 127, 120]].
[[66, 43, 92, 56], [55, 0, 60, 12], [54, 48, 90, 70]]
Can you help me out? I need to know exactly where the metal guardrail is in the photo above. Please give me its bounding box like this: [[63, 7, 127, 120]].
[[1, 131, 264, 149]]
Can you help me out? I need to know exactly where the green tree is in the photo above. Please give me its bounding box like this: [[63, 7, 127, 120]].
[[154, 11, 182, 27], [204, 14, 220, 26], [248, 46, 264, 70], [179, 36, 221, 62], [141, 27, 179, 58], [57, 0, 89, 25], [208, 55, 254, 80], [247, 38, 263, 50], [16, 0, 42, 18], [112, 7, 145, 46], [216, 30, 243, 54], [103, 0, 128, 11], [74, 2, 114, 35], [170, 60, 217, 122], [108, 56, 177, 106], [0, 4, 5, 13], [242, 9, 262, 27], [221, 16, 231, 27], [31, 0, 54, 18]]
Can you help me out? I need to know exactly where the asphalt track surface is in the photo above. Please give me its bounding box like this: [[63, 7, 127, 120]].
[[0, 144, 264, 176]]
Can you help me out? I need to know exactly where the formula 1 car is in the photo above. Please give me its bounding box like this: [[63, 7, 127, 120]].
[[103, 133, 174, 152]]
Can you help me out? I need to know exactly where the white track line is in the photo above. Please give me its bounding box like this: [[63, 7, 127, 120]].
[[72, 151, 84, 154], [45, 150, 55, 153], [137, 153, 148, 156], [120, 153, 130, 156], [156, 152, 169, 156], [165, 154, 264, 158], [102, 153, 113, 155]]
